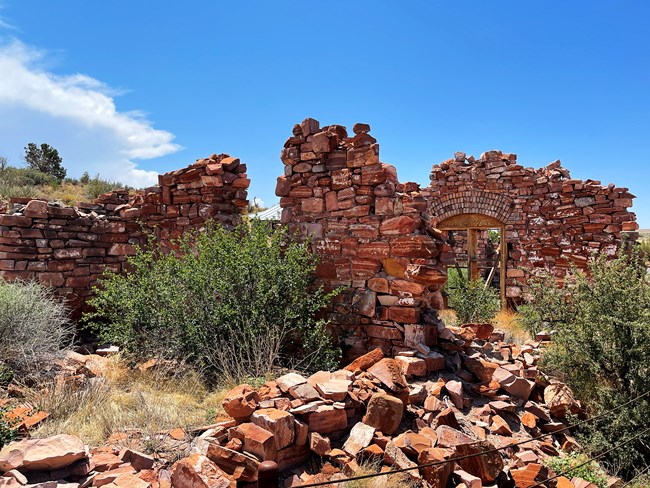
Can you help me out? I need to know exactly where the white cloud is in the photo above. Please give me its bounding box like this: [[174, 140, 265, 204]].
[[0, 38, 181, 187]]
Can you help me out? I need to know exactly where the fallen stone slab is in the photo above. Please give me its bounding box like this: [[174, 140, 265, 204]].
[[0, 435, 87, 472]]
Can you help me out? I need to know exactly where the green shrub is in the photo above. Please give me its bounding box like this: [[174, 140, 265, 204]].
[[533, 246, 650, 477], [84, 175, 126, 199], [544, 454, 608, 488], [446, 274, 500, 324], [0, 408, 18, 449], [0, 280, 73, 374], [85, 220, 341, 383], [518, 272, 577, 336]]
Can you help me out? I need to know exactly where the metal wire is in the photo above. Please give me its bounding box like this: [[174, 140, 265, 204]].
[[529, 426, 650, 488], [296, 389, 650, 488]]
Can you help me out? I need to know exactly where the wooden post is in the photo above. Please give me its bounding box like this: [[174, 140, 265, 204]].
[[258, 461, 279, 488]]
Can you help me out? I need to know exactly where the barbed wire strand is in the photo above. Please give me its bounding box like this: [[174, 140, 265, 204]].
[[529, 426, 650, 488], [621, 464, 650, 488], [296, 389, 650, 488]]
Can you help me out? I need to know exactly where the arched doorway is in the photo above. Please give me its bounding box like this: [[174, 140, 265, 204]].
[[438, 213, 507, 306]]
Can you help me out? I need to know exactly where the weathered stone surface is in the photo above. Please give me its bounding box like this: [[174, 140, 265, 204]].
[[221, 384, 259, 418], [454, 440, 504, 483], [250, 408, 295, 450], [170, 454, 232, 488], [230, 423, 276, 461], [367, 358, 408, 392], [0, 435, 87, 472], [362, 392, 403, 435], [342, 423, 375, 456], [544, 382, 580, 418], [305, 406, 348, 434], [419, 448, 454, 488]]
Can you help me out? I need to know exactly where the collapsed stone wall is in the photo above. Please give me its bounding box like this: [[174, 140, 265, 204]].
[[277, 118, 639, 358], [428, 151, 638, 300], [0, 154, 249, 316], [276, 119, 448, 360]]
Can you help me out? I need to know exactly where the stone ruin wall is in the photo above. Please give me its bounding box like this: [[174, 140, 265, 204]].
[[0, 117, 639, 358], [276, 119, 450, 361], [0, 154, 250, 317], [428, 151, 639, 301], [277, 118, 638, 360]]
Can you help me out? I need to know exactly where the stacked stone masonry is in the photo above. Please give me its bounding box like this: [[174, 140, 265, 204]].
[[277, 118, 638, 360], [0, 154, 249, 317], [428, 150, 639, 299]]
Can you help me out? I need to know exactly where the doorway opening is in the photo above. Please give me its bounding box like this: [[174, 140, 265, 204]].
[[438, 214, 507, 307]]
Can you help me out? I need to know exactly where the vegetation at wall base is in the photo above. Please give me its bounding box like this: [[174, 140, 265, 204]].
[[0, 279, 74, 377], [84, 220, 341, 384], [446, 272, 501, 324], [522, 246, 650, 477]]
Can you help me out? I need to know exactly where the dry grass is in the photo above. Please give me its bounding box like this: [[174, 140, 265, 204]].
[[344, 459, 420, 488], [27, 356, 230, 450], [492, 309, 530, 344], [439, 307, 530, 344]]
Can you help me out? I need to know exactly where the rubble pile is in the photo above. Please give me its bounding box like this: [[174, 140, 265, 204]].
[[0, 323, 623, 487]]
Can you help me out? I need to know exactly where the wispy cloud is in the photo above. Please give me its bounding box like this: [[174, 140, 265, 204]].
[[0, 38, 181, 187]]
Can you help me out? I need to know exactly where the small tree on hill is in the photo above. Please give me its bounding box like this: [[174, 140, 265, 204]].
[[24, 143, 66, 181]]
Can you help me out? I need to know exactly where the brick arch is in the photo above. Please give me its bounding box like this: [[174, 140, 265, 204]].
[[428, 190, 514, 225]]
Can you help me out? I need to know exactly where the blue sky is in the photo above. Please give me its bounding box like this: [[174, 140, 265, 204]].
[[0, 1, 648, 226]]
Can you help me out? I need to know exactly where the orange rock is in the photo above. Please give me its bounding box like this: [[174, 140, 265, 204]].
[[92, 451, 124, 472], [0, 434, 87, 472], [510, 463, 549, 488], [120, 448, 154, 471], [395, 356, 427, 378], [309, 432, 331, 456], [367, 358, 408, 393], [221, 384, 260, 419], [454, 440, 504, 483], [94, 465, 138, 487], [206, 444, 258, 483], [419, 448, 454, 488], [171, 454, 232, 488], [362, 392, 403, 435], [230, 423, 277, 461], [342, 422, 375, 456], [251, 408, 295, 450], [490, 415, 512, 436], [306, 405, 348, 434], [393, 432, 432, 458], [521, 412, 538, 429]]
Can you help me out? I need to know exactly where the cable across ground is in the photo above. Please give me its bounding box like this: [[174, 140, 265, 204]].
[[296, 389, 650, 488]]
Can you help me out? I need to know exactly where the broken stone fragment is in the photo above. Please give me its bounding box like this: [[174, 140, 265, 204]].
[[342, 423, 375, 456], [0, 435, 87, 472], [250, 408, 295, 450], [221, 384, 260, 419], [544, 382, 581, 418], [170, 454, 232, 488], [362, 392, 404, 435], [366, 358, 408, 393]]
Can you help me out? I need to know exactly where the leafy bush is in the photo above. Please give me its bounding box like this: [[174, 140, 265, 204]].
[[85, 221, 341, 383], [518, 272, 577, 336], [544, 454, 608, 488], [0, 408, 18, 449], [530, 247, 650, 477], [0, 280, 73, 374], [446, 273, 500, 323]]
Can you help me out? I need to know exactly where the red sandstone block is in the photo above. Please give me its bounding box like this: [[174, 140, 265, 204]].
[[38, 272, 65, 287], [108, 243, 137, 256], [367, 278, 389, 293], [358, 242, 390, 259], [351, 258, 382, 279], [379, 216, 418, 236], [389, 307, 421, 324], [365, 324, 402, 340], [391, 236, 439, 258], [301, 198, 325, 214], [0, 215, 33, 227]]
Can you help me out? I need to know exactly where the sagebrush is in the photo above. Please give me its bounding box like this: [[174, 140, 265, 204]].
[[0, 280, 73, 375], [85, 220, 341, 383]]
